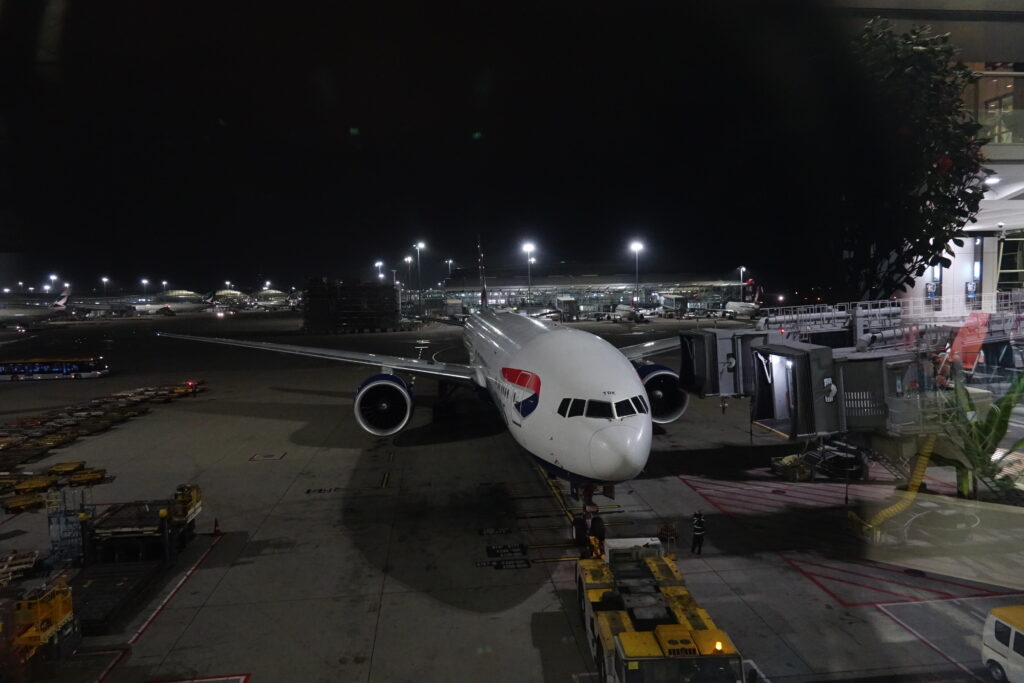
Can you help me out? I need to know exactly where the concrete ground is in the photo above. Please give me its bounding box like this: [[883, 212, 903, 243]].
[[1, 313, 1022, 682]]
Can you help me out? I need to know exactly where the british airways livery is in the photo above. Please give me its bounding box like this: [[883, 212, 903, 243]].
[[158, 300, 687, 485]]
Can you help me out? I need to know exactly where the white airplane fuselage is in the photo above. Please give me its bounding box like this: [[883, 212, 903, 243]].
[[463, 309, 652, 483]]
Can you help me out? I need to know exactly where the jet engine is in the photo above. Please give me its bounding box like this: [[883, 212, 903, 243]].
[[635, 363, 688, 424], [353, 374, 414, 436]]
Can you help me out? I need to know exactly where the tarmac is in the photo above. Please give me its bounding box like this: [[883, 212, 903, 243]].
[[1, 313, 1022, 682]]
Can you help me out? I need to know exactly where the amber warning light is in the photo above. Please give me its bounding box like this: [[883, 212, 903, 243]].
[[715, 641, 723, 652]]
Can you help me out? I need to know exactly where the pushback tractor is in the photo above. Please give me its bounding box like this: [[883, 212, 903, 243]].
[[577, 537, 749, 683]]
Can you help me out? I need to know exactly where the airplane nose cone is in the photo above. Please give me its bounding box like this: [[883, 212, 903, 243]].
[[588, 424, 650, 482]]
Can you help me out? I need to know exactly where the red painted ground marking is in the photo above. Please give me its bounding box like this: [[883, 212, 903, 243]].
[[690, 479, 868, 508], [782, 554, 914, 607], [0, 513, 21, 527], [685, 479, 847, 508], [778, 480, 897, 503], [693, 476, 893, 505], [92, 647, 130, 683], [681, 477, 736, 517], [702, 492, 787, 512], [846, 559, 1004, 595], [780, 555, 855, 606], [876, 605, 977, 679], [804, 571, 918, 603], [704, 498, 782, 515], [129, 534, 224, 645], [149, 676, 251, 683], [795, 560, 955, 598], [696, 482, 850, 508], [689, 479, 833, 502]]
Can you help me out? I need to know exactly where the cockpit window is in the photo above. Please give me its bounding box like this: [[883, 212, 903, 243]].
[[615, 398, 636, 417], [635, 394, 649, 413], [630, 396, 647, 414], [585, 400, 613, 419], [557, 398, 571, 417], [567, 399, 586, 417]]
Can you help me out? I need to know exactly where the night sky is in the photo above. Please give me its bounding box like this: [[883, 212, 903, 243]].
[[1, 1, 894, 294]]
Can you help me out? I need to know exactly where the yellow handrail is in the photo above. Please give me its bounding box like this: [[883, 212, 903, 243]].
[[851, 434, 937, 538]]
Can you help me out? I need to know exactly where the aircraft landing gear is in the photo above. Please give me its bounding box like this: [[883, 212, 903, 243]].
[[432, 380, 459, 421], [571, 484, 608, 550]]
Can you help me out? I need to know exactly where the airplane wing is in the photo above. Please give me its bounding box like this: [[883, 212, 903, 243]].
[[156, 331, 481, 385], [617, 336, 681, 361]]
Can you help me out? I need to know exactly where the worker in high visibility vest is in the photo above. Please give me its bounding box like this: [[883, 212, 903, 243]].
[[691, 511, 706, 555]]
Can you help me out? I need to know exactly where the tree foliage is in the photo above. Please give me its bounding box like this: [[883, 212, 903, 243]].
[[838, 19, 988, 301]]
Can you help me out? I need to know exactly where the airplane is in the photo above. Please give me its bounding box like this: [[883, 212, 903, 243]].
[[723, 301, 760, 319], [130, 293, 215, 315], [158, 283, 689, 536], [0, 288, 70, 325]]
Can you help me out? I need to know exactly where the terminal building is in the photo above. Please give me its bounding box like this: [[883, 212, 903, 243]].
[[437, 265, 754, 317]]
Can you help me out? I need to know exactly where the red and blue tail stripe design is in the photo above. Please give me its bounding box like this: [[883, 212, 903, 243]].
[[501, 367, 541, 418]]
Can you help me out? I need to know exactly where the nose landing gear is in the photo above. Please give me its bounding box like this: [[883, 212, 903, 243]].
[[571, 484, 609, 552]]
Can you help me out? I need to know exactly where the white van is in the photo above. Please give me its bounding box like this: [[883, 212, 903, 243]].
[[982, 606, 1024, 682]]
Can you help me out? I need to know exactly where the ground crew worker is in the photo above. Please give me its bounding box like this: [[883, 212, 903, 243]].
[[691, 511, 706, 555]]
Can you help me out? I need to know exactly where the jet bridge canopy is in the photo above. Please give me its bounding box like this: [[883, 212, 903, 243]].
[[751, 341, 840, 439]]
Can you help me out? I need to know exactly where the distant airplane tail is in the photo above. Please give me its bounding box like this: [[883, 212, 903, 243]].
[[51, 287, 71, 309]]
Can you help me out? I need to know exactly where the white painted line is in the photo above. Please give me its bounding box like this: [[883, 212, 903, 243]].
[[877, 604, 981, 679], [876, 592, 1024, 608]]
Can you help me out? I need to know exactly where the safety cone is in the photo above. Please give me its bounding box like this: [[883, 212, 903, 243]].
[[213, 518, 222, 536]]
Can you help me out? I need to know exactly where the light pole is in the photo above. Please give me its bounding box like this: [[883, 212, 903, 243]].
[[414, 241, 425, 313], [445, 259, 454, 277], [738, 266, 746, 302], [391, 268, 397, 284], [17, 281, 23, 292], [522, 242, 535, 304], [101, 277, 108, 295], [162, 280, 168, 292], [404, 257, 413, 308], [141, 278, 149, 295], [374, 261, 383, 279], [49, 274, 57, 287], [630, 241, 643, 310]]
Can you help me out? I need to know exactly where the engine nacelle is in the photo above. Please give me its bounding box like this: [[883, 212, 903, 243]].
[[353, 374, 414, 436], [635, 363, 688, 424]]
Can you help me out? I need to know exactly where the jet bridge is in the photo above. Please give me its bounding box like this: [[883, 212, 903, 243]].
[[749, 341, 841, 439], [678, 329, 785, 398]]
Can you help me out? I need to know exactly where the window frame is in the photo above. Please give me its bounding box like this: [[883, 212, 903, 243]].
[[557, 398, 572, 417], [615, 398, 636, 417], [567, 399, 586, 418]]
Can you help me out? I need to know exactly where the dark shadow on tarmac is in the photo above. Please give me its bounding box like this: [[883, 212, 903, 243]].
[[640, 443, 797, 479]]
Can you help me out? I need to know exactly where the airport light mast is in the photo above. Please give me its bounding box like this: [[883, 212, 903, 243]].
[[414, 242, 425, 315], [404, 256, 413, 312], [101, 276, 109, 295], [374, 261, 383, 279], [522, 242, 535, 304], [445, 259, 454, 277], [738, 266, 746, 302], [141, 278, 149, 295], [630, 241, 643, 310], [162, 280, 168, 292]]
